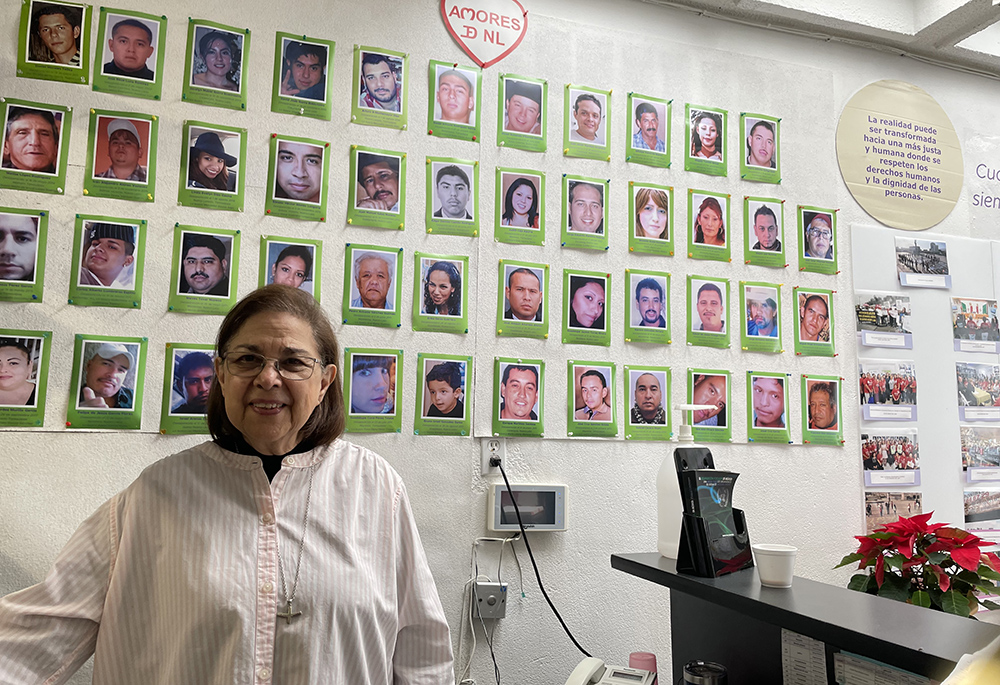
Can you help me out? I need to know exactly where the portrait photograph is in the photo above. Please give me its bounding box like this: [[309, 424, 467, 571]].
[[629, 98, 667, 155], [429, 161, 474, 221], [177, 230, 233, 298], [743, 116, 778, 170], [421, 358, 467, 420], [75, 340, 140, 411], [0, 335, 43, 407], [750, 374, 786, 430], [264, 240, 316, 295], [499, 171, 542, 230], [357, 50, 403, 112], [91, 115, 151, 184], [185, 126, 240, 193], [567, 274, 607, 331], [497, 361, 541, 422], [432, 63, 477, 126], [571, 364, 613, 423], [747, 200, 782, 253], [271, 138, 324, 205], [690, 192, 728, 249], [690, 371, 728, 428], [348, 248, 397, 312], [797, 291, 831, 343], [278, 37, 328, 102], [2, 105, 63, 176], [806, 378, 840, 431], [567, 88, 607, 147], [348, 353, 397, 416], [628, 369, 667, 426], [24, 1, 85, 68], [418, 257, 462, 317], [690, 278, 727, 335], [744, 285, 779, 338], [633, 185, 670, 242], [76, 220, 140, 290], [0, 212, 40, 284], [801, 209, 835, 261], [563, 177, 608, 249], [688, 107, 724, 163], [167, 347, 215, 416], [629, 272, 667, 329], [354, 150, 402, 214], [99, 13, 157, 81], [189, 24, 243, 93], [502, 77, 543, 137], [501, 263, 546, 324]]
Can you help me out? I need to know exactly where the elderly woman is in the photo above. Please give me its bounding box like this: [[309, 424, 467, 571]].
[[0, 286, 454, 682]]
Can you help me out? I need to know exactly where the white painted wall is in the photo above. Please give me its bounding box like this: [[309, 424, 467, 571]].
[[0, 0, 996, 683]]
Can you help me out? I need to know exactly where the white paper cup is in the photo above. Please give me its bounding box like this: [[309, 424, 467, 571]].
[[752, 543, 797, 588]]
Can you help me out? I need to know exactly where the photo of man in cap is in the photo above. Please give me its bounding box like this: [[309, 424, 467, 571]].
[[2, 107, 60, 174], [101, 15, 155, 80], [434, 66, 475, 125], [179, 232, 229, 297], [78, 222, 136, 289], [94, 117, 147, 182], [503, 79, 542, 135], [78, 341, 136, 409]]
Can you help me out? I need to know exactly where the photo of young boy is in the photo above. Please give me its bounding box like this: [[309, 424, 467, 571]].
[[422, 359, 465, 420]]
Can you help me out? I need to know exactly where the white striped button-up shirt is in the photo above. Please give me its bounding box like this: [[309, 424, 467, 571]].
[[0, 440, 454, 684]]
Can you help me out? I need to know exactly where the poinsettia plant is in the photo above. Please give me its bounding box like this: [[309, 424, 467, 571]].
[[836, 512, 1000, 617]]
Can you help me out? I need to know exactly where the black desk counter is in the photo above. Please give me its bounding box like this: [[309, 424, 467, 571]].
[[612, 552, 1000, 682]]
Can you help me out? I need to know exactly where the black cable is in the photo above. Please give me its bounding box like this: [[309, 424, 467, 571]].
[[494, 458, 592, 658]]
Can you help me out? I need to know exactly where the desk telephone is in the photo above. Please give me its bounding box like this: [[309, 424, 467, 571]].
[[564, 657, 656, 685]]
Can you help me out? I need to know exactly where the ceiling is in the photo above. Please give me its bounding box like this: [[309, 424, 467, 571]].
[[642, 0, 1000, 78]]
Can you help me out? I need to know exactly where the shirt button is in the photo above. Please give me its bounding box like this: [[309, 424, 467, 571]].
[[257, 667, 271, 680], [262, 513, 274, 524], [284, 456, 295, 466], [262, 582, 273, 592]]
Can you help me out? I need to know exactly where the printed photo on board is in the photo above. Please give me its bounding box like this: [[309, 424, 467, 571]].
[[78, 221, 137, 289], [500, 173, 541, 229], [272, 139, 323, 205], [744, 118, 776, 169], [859, 360, 916, 407], [355, 151, 401, 213], [76, 340, 139, 410], [855, 292, 911, 334], [750, 375, 785, 429], [807, 379, 839, 431], [749, 202, 781, 252], [178, 231, 231, 297], [186, 127, 239, 193], [168, 348, 214, 415], [567, 275, 606, 331], [691, 279, 726, 334], [956, 361, 1000, 408], [2, 106, 62, 175], [895, 237, 949, 276], [190, 26, 242, 92], [691, 373, 727, 427], [572, 365, 613, 422], [422, 358, 466, 419], [431, 162, 474, 220], [349, 354, 395, 415], [349, 249, 396, 311], [798, 291, 831, 342], [497, 361, 540, 422], [568, 90, 606, 147], [630, 274, 667, 329], [419, 258, 462, 317], [433, 64, 475, 125], [690, 109, 723, 162], [279, 38, 327, 101], [566, 180, 604, 234], [26, 2, 84, 67], [692, 194, 726, 248], [745, 285, 778, 338], [502, 264, 544, 322], [951, 298, 999, 342], [0, 213, 40, 283], [358, 51, 402, 112], [631, 100, 666, 153], [629, 369, 667, 425], [100, 14, 157, 80], [961, 426, 1000, 469], [265, 242, 314, 294], [92, 116, 149, 183], [862, 431, 919, 472], [633, 186, 669, 241], [0, 336, 42, 407], [503, 79, 543, 136], [802, 210, 834, 260]]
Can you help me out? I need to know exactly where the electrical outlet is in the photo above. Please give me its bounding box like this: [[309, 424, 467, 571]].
[[480, 437, 505, 475], [474, 581, 507, 619]]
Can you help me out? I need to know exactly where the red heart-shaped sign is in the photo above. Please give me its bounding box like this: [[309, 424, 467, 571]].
[[440, 0, 528, 69]]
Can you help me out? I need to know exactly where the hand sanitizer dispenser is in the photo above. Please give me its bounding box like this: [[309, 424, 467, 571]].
[[657, 404, 713, 559]]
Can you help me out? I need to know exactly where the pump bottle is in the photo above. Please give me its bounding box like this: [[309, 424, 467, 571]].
[[657, 404, 715, 558]]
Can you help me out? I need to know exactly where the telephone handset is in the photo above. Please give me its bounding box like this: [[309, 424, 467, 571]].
[[564, 657, 656, 685]]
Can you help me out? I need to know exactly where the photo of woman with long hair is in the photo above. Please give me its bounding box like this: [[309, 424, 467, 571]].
[[421, 260, 461, 317], [634, 187, 669, 240], [690, 110, 722, 161], [693, 195, 725, 247], [500, 176, 539, 228], [187, 130, 237, 192], [191, 29, 241, 92]]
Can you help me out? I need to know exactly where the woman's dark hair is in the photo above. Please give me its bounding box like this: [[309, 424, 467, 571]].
[[694, 196, 725, 244], [568, 276, 606, 330], [690, 111, 722, 156], [207, 285, 344, 445], [502, 177, 538, 226], [198, 30, 240, 78], [188, 150, 230, 191], [422, 261, 462, 316]]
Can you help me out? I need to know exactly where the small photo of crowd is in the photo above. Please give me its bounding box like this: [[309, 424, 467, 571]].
[[858, 360, 916, 407], [0, 336, 43, 407], [964, 489, 1000, 530], [957, 361, 1000, 408], [894, 237, 949, 276], [865, 492, 922, 533], [951, 297, 999, 342], [855, 292, 911, 334], [961, 425, 1000, 469], [862, 430, 919, 471]]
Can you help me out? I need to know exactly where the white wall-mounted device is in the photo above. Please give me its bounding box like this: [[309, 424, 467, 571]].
[[487, 483, 567, 532]]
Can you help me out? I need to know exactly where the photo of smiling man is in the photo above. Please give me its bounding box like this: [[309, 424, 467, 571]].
[[688, 276, 730, 349], [78, 222, 137, 289], [76, 341, 138, 410], [279, 39, 327, 101], [2, 106, 62, 175], [498, 362, 540, 422]]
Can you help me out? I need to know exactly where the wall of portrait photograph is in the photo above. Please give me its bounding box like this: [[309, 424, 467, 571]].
[[7, 0, 1000, 683]]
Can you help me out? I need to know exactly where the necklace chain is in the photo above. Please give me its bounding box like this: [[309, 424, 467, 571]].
[[276, 462, 316, 624]]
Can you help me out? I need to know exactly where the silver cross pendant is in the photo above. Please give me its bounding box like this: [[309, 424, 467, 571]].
[[277, 600, 302, 625]]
